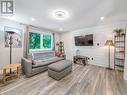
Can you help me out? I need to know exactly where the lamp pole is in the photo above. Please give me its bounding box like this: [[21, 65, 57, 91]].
[[10, 35, 12, 73], [105, 40, 114, 70], [108, 45, 110, 69], [6, 31, 15, 74]]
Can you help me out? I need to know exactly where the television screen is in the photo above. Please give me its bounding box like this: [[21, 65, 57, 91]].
[[75, 34, 93, 46]]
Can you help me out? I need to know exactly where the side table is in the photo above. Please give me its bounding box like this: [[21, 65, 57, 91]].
[[2, 64, 21, 82], [73, 56, 89, 65]]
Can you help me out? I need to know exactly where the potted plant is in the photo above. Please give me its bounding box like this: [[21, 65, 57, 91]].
[[113, 28, 124, 36]]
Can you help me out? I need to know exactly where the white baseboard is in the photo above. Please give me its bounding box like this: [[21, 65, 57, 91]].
[[89, 62, 114, 69]]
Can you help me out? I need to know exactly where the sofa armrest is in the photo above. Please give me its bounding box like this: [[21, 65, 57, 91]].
[[21, 58, 32, 77]]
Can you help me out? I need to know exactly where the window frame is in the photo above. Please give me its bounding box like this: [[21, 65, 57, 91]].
[[29, 32, 53, 52]]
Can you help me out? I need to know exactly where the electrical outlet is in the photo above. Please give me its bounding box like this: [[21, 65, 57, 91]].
[[97, 43, 99, 46], [91, 58, 93, 60]]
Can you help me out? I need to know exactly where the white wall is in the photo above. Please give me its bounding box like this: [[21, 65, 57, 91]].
[[61, 23, 127, 68]]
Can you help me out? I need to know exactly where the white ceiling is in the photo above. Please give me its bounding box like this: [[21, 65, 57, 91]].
[[1, 0, 127, 32]]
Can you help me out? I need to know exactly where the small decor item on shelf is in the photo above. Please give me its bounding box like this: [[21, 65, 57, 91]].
[[56, 41, 65, 57], [113, 28, 125, 36], [76, 49, 80, 56], [55, 51, 62, 57]]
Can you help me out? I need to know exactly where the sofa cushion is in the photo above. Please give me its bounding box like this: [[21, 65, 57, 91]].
[[48, 57, 64, 63], [32, 51, 55, 60], [33, 57, 64, 64], [32, 57, 64, 68], [48, 60, 72, 72], [55, 57, 65, 62], [32, 57, 52, 64], [32, 61, 52, 68]]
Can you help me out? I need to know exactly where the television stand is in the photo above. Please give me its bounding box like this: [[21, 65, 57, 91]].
[[73, 55, 88, 65]]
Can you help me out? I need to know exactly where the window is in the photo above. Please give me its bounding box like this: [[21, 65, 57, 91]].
[[43, 34, 51, 48], [29, 32, 53, 50], [29, 32, 40, 49]]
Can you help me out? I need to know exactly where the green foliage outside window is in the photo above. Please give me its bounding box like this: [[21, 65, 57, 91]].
[[43, 34, 51, 48], [29, 32, 40, 49]]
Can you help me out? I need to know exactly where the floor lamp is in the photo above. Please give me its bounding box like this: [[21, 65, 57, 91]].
[[6, 31, 15, 73], [105, 40, 114, 69]]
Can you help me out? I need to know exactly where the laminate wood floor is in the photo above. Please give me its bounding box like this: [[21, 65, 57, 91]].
[[0, 64, 127, 95]]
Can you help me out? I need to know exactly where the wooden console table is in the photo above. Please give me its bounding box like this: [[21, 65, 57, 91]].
[[2, 64, 21, 82], [73, 56, 88, 65]]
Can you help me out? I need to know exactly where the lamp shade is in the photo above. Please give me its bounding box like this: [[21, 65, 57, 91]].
[[6, 31, 15, 34], [105, 40, 114, 46]]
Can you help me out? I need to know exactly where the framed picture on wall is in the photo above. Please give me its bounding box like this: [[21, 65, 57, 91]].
[[4, 26, 23, 48]]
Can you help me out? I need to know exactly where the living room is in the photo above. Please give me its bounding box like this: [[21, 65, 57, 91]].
[[0, 0, 127, 95]]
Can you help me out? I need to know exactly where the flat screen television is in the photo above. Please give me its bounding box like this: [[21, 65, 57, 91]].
[[75, 34, 93, 46]]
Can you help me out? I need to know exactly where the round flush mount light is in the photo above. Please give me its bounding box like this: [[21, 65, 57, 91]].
[[51, 10, 70, 20], [31, 18, 35, 21]]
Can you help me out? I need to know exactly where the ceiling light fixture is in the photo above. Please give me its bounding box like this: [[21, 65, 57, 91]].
[[51, 10, 70, 20], [100, 16, 104, 20], [31, 18, 35, 21]]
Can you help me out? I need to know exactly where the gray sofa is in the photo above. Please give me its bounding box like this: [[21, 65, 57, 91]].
[[21, 51, 65, 78]]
